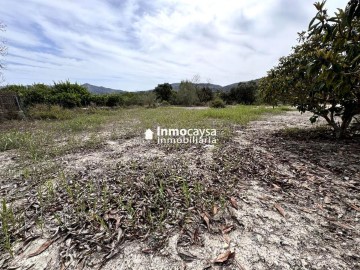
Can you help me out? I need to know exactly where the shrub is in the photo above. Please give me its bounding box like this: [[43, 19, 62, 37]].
[[51, 81, 91, 108], [23, 84, 51, 107], [177, 80, 199, 106], [28, 104, 76, 120], [90, 94, 108, 107], [106, 94, 124, 107], [1, 81, 92, 109], [210, 98, 226, 108], [160, 100, 170, 106], [141, 92, 157, 108], [197, 86, 214, 103], [222, 81, 258, 105], [122, 93, 142, 106], [51, 92, 81, 108], [154, 83, 172, 101]]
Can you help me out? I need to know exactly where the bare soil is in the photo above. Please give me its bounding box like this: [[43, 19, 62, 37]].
[[1, 111, 359, 270], [103, 111, 360, 270]]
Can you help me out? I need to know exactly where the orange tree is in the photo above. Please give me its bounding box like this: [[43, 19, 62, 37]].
[[259, 0, 360, 138]]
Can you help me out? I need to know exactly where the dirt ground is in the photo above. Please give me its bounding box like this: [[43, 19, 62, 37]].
[[1, 111, 359, 269]]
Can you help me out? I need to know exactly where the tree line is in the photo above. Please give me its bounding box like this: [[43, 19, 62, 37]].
[[154, 80, 259, 107], [0, 79, 261, 111]]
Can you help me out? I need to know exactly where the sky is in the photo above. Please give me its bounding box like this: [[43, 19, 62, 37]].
[[0, 0, 346, 91]]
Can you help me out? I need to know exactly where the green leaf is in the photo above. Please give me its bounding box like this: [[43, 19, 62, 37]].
[[309, 17, 317, 29], [351, 54, 360, 64], [310, 115, 318, 123]]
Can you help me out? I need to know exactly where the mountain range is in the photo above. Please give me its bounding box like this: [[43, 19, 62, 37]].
[[82, 79, 260, 94], [82, 83, 126, 94]]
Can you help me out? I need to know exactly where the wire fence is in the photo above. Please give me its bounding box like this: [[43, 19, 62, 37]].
[[0, 92, 24, 121]]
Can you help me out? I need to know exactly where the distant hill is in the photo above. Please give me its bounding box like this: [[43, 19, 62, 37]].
[[81, 79, 261, 94], [169, 80, 260, 92], [221, 82, 239, 92], [82, 83, 126, 94]]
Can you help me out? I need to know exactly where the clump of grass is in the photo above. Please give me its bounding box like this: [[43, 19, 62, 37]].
[[0, 130, 55, 160], [0, 131, 33, 151], [181, 178, 191, 208], [0, 199, 15, 256], [28, 104, 76, 120]]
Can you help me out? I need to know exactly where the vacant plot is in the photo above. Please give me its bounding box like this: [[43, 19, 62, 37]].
[[0, 106, 359, 270]]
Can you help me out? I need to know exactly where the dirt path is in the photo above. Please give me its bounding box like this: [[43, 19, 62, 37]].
[[2, 111, 359, 270]]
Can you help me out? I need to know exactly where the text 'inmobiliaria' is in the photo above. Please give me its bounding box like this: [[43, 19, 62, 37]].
[[145, 127, 217, 144]]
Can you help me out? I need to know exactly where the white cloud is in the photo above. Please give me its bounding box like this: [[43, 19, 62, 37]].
[[0, 0, 348, 90]]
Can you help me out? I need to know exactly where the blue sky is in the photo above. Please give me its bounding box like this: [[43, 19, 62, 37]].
[[0, 0, 344, 91]]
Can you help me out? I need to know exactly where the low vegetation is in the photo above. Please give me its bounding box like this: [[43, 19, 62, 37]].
[[1, 78, 262, 117], [0, 105, 287, 263]]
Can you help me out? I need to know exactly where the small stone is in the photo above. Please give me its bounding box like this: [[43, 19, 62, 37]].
[[324, 196, 331, 204]]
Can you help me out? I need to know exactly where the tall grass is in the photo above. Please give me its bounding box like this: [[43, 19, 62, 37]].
[[200, 105, 291, 124], [130, 105, 290, 129]]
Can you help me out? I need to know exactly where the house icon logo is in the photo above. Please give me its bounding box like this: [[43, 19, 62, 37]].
[[145, 129, 154, 140]]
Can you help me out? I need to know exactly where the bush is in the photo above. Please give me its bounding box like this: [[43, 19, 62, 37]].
[[154, 83, 172, 101], [51, 81, 90, 108], [28, 104, 76, 120], [1, 81, 92, 109], [177, 80, 200, 106], [197, 86, 214, 103], [51, 92, 81, 108], [222, 81, 258, 105], [106, 94, 124, 107], [121, 93, 142, 106], [90, 94, 108, 106], [141, 92, 157, 108], [210, 98, 226, 108], [160, 100, 170, 106]]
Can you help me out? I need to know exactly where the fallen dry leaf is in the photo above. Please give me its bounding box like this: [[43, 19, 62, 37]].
[[213, 205, 219, 215], [272, 183, 282, 191], [213, 250, 235, 263], [178, 251, 198, 262], [201, 212, 210, 229], [298, 207, 315, 213], [349, 203, 360, 212], [274, 203, 286, 217], [258, 195, 271, 201], [193, 227, 201, 244], [229, 197, 238, 209], [28, 238, 57, 258], [17, 235, 40, 256], [221, 225, 234, 234], [330, 221, 354, 230], [223, 234, 231, 244], [104, 212, 121, 230], [141, 249, 153, 254]]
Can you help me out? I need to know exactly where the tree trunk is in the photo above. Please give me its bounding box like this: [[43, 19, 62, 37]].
[[321, 112, 353, 139]]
